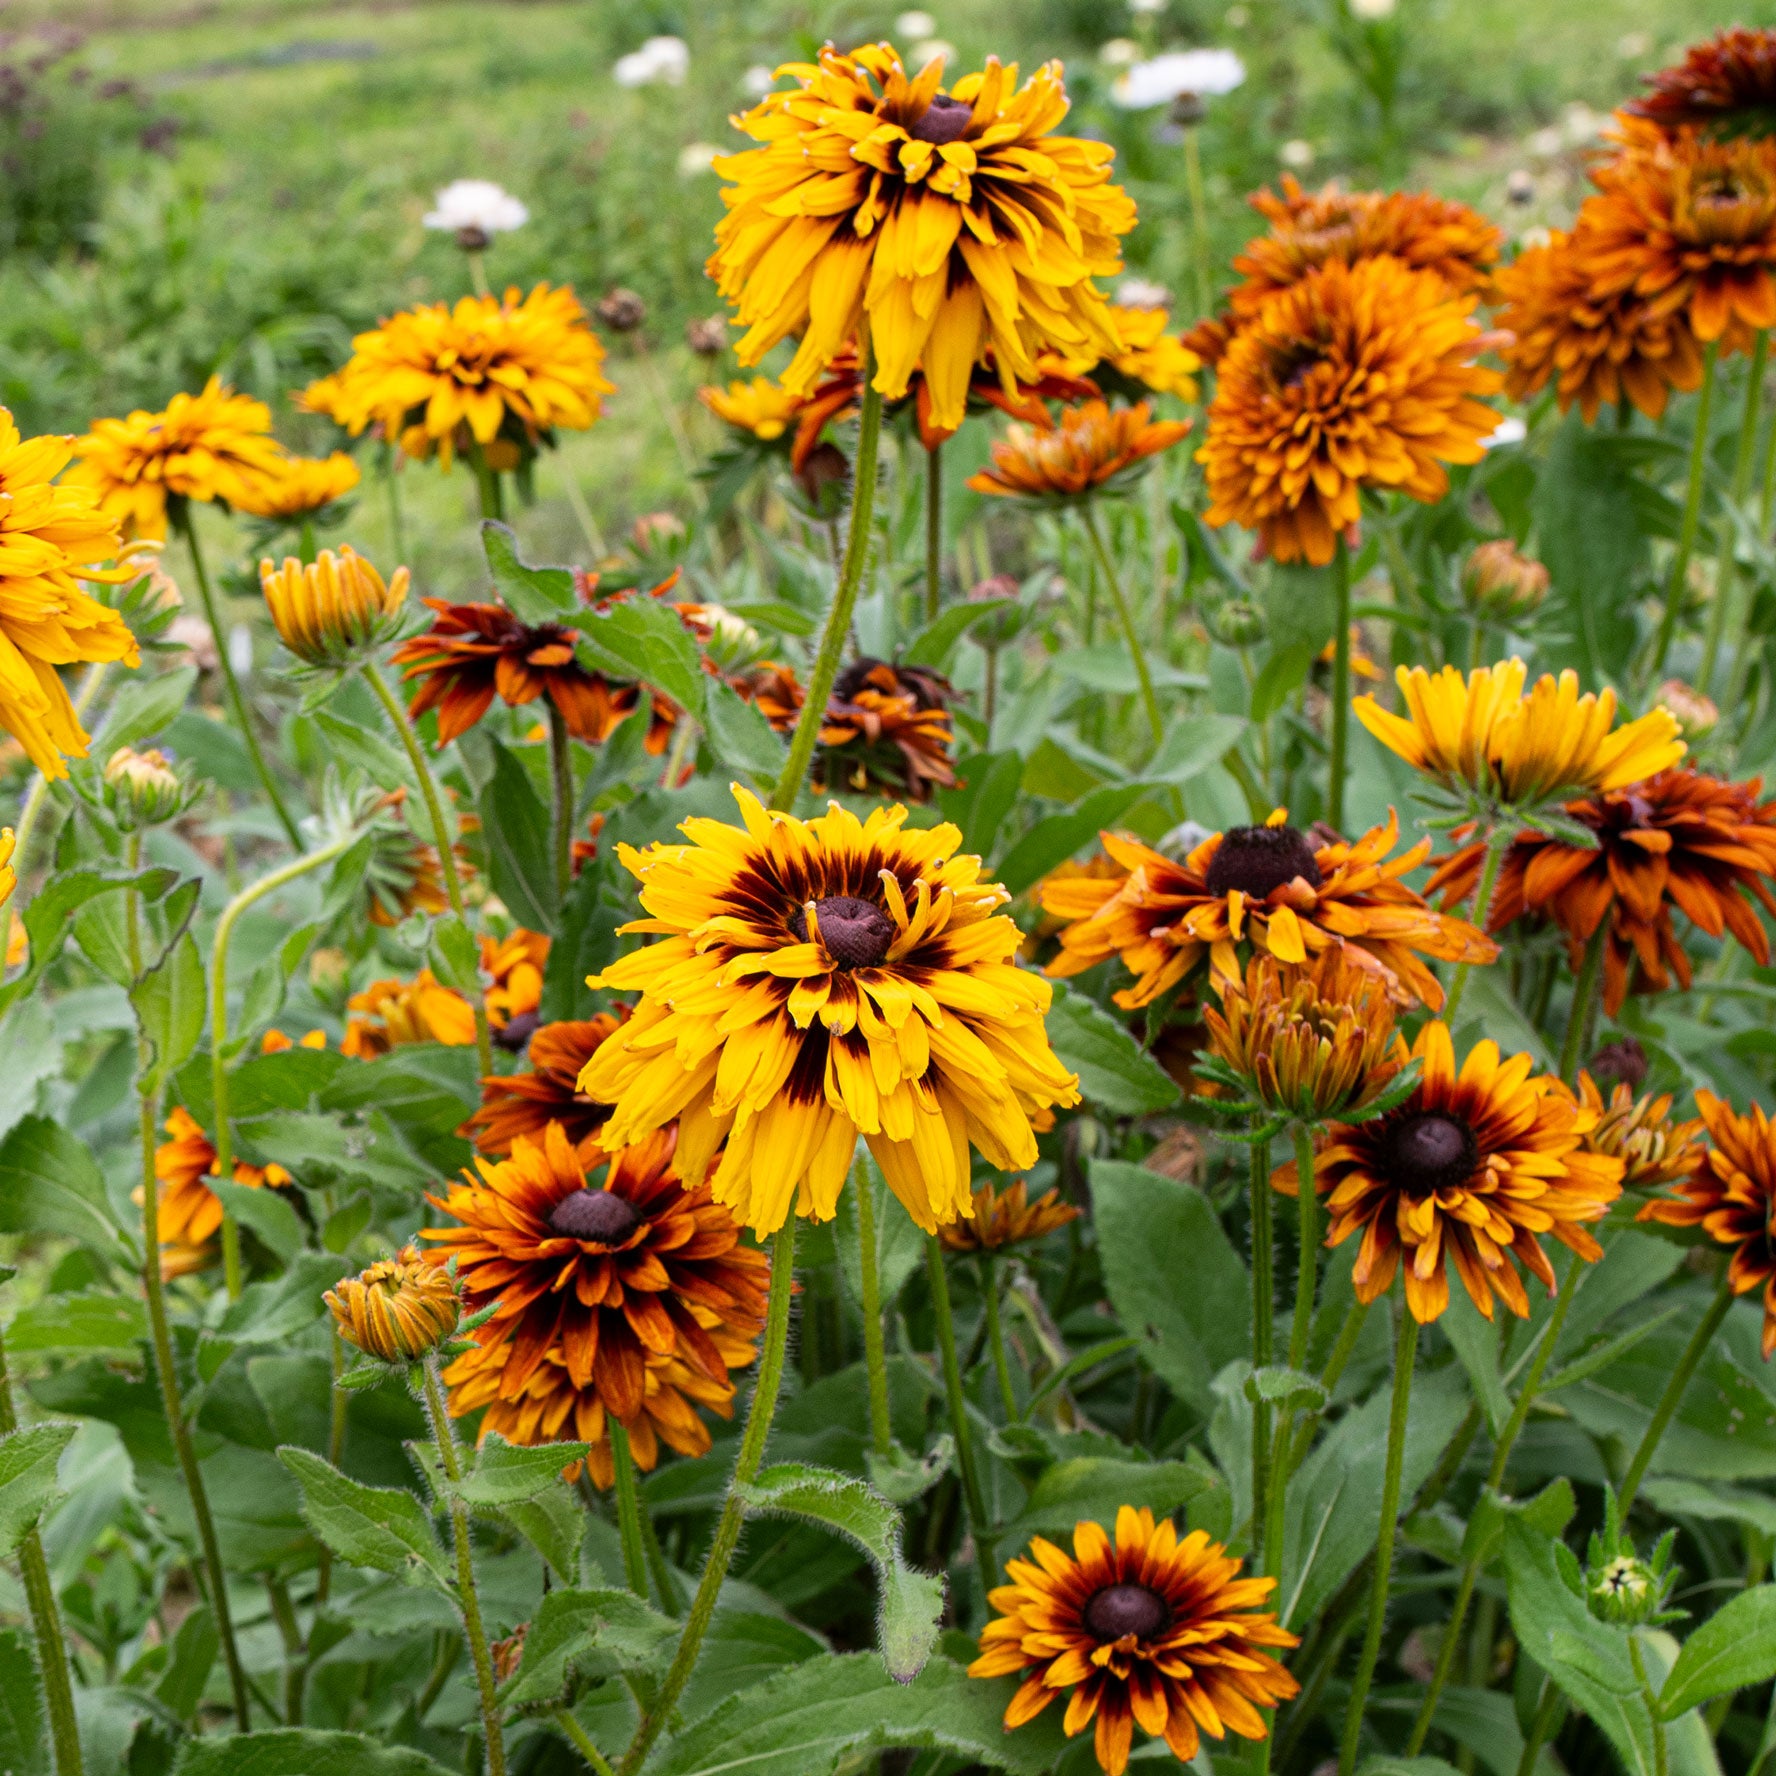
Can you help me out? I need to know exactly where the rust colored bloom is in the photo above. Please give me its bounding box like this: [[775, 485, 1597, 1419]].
[[939, 1178, 1080, 1253], [1639, 1092, 1776, 1356], [1629, 29, 1776, 138], [481, 928, 549, 1034], [1041, 809, 1495, 1012], [1284, 1022, 1624, 1323], [1203, 951, 1402, 1122], [147, 1105, 292, 1251], [757, 657, 960, 800], [1496, 229, 1705, 423], [1429, 768, 1776, 1013], [394, 590, 671, 745], [1200, 256, 1500, 566], [325, 1246, 462, 1363], [426, 1121, 769, 1462], [1581, 117, 1776, 348], [970, 1506, 1298, 1775], [341, 971, 477, 1057], [969, 399, 1190, 502], [1578, 1073, 1705, 1193], [466, 1015, 624, 1158]]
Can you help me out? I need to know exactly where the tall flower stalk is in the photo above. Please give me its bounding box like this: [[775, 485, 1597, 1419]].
[[1650, 342, 1718, 676]]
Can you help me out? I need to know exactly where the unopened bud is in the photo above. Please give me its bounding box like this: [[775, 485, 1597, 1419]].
[[1655, 678, 1718, 738], [259, 546, 409, 668], [104, 746, 189, 829], [1214, 599, 1267, 648], [794, 441, 850, 517], [1462, 538, 1549, 623], [325, 1246, 461, 1363]]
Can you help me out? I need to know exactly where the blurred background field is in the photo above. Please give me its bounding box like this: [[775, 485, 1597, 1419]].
[[2, 0, 1765, 598]]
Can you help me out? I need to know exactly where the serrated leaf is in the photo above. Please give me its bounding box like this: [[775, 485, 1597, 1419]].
[[1148, 712, 1248, 784], [1044, 984, 1180, 1117], [171, 1727, 457, 1776], [277, 1447, 453, 1590], [499, 1585, 676, 1710], [0, 1421, 77, 1554], [581, 595, 707, 715], [97, 665, 199, 751], [1002, 1456, 1213, 1545], [0, 1115, 134, 1265], [865, 1437, 952, 1504], [4, 1292, 146, 1354], [1659, 1583, 1776, 1719], [702, 675, 783, 784], [482, 521, 577, 623], [131, 931, 206, 1091], [219, 1252, 349, 1344], [428, 913, 481, 994], [495, 1483, 583, 1584], [0, 866, 176, 1020], [208, 1179, 306, 1265], [1245, 1365, 1328, 1409], [454, 1431, 586, 1507]]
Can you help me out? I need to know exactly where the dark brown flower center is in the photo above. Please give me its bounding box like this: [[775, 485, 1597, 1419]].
[[790, 895, 895, 970], [548, 1189, 641, 1245], [1084, 1582, 1170, 1643], [906, 93, 973, 144], [494, 1010, 540, 1053], [1588, 1036, 1649, 1092], [1384, 1112, 1479, 1195], [1204, 823, 1324, 900]]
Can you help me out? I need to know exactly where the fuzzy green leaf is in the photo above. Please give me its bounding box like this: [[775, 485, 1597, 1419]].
[[172, 1728, 456, 1776], [482, 521, 577, 623], [276, 1447, 452, 1590], [1002, 1455, 1214, 1545], [0, 1421, 77, 1553], [1659, 1583, 1776, 1719], [0, 1116, 134, 1265], [454, 1431, 587, 1507], [1044, 984, 1180, 1116], [499, 1585, 676, 1710]]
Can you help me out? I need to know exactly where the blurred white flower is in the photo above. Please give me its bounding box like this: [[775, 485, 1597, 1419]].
[[228, 624, 253, 677], [167, 614, 217, 673], [1481, 416, 1527, 451], [423, 179, 529, 237], [1528, 126, 1563, 158], [896, 10, 937, 36], [1505, 168, 1536, 205], [1117, 276, 1172, 309], [1348, 0, 1397, 18], [1098, 37, 1142, 66], [1563, 102, 1601, 144], [677, 142, 720, 177], [910, 38, 955, 67], [614, 36, 689, 88], [1112, 48, 1245, 108], [1519, 225, 1553, 251], [1279, 138, 1316, 168], [1128, 0, 1167, 14], [741, 64, 775, 97], [1617, 31, 1651, 58]]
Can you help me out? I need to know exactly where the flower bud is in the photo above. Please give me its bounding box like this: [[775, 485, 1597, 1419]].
[[325, 1246, 461, 1363], [1655, 678, 1718, 738], [104, 747, 190, 829], [596, 287, 647, 333], [259, 546, 409, 668], [1213, 598, 1268, 648], [1462, 538, 1549, 623]]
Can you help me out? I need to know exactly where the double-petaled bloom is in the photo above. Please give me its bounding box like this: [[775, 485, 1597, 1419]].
[[1355, 658, 1687, 811], [969, 399, 1190, 502], [578, 787, 1080, 1235], [938, 1177, 1080, 1253], [971, 1507, 1298, 1775], [467, 1015, 624, 1157], [234, 451, 362, 522], [426, 1121, 769, 1485], [709, 45, 1134, 434], [1578, 1073, 1706, 1193], [71, 378, 290, 539], [1198, 256, 1501, 566], [699, 376, 807, 443], [326, 1246, 462, 1363], [148, 1106, 293, 1258], [1280, 1022, 1625, 1323], [0, 412, 140, 778], [341, 971, 478, 1057], [305, 284, 613, 470], [1427, 767, 1776, 1013], [1040, 810, 1495, 1012], [1639, 1091, 1776, 1356], [259, 546, 409, 669], [1629, 28, 1776, 140]]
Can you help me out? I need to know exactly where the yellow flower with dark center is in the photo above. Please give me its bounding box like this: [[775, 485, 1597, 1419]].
[[259, 546, 409, 668], [968, 399, 1191, 502], [1578, 1073, 1706, 1192], [1282, 1022, 1625, 1323], [708, 44, 1135, 434], [938, 1178, 1080, 1253], [578, 785, 1081, 1235], [699, 376, 805, 442], [325, 1246, 462, 1363], [234, 450, 362, 521], [1199, 255, 1501, 566], [1203, 951, 1403, 1122], [70, 377, 290, 540], [0, 412, 140, 778], [1355, 658, 1688, 809], [970, 1506, 1298, 1776], [307, 284, 613, 469], [1098, 304, 1201, 400]]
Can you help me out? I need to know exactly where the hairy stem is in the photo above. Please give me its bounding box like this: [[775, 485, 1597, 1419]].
[[1084, 503, 1164, 752], [607, 1420, 650, 1599], [927, 1236, 996, 1583], [982, 1256, 1019, 1423], [925, 441, 943, 623], [1444, 825, 1506, 1026], [1619, 1270, 1735, 1516], [855, 1160, 893, 1460], [1651, 341, 1718, 675], [548, 701, 575, 903], [1699, 331, 1766, 696], [1557, 923, 1607, 1086], [1328, 540, 1353, 832], [554, 1705, 618, 1776], [1249, 1137, 1275, 1568]]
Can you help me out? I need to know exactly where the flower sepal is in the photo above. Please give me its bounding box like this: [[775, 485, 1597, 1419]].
[[1335, 1057, 1425, 1125]]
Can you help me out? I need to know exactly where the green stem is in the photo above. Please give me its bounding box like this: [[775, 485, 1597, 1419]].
[[1631, 1633, 1670, 1776], [210, 827, 361, 1299], [1515, 1680, 1561, 1776], [421, 1358, 507, 1776], [316, 1328, 347, 1606], [638, 1500, 685, 1616], [363, 661, 494, 1078], [265, 1574, 305, 1724], [1557, 922, 1607, 1086], [558, 455, 609, 560], [618, 1221, 797, 1776], [180, 513, 302, 849], [11, 661, 109, 885], [1328, 540, 1353, 832], [607, 1420, 650, 1599], [1182, 126, 1213, 319], [548, 701, 574, 904], [465, 249, 491, 299], [1405, 1253, 1585, 1754], [1444, 824, 1507, 1026], [554, 1706, 618, 1776], [1467, 616, 1485, 674], [926, 1236, 996, 1583], [772, 381, 882, 811], [1338, 1301, 1419, 1776], [982, 1256, 1019, 1423], [1083, 503, 1164, 752], [1249, 1137, 1275, 1568], [1651, 341, 1718, 675], [855, 1160, 893, 1460], [925, 442, 942, 624], [0, 1313, 83, 1775], [1699, 332, 1766, 697], [1288, 1127, 1319, 1373], [469, 444, 506, 523], [1619, 1270, 1734, 1516]]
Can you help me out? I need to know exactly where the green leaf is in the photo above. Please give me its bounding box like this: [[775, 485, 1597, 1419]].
[[1440, 1289, 1512, 1437], [736, 1462, 943, 1681], [1090, 1159, 1247, 1414], [131, 931, 206, 1092], [477, 736, 558, 935], [494, 1484, 583, 1584], [1148, 712, 1248, 783], [581, 594, 707, 715], [454, 1431, 587, 1507], [0, 1001, 63, 1143], [648, 1653, 1066, 1776], [995, 781, 1155, 897], [0, 1630, 44, 1776], [0, 1116, 134, 1265], [482, 521, 577, 623], [1659, 1583, 1776, 1719], [702, 675, 784, 784], [172, 1728, 457, 1776], [219, 1253, 350, 1345], [901, 597, 1012, 669], [499, 1585, 677, 1710], [1245, 1365, 1328, 1410], [97, 664, 199, 751], [4, 1292, 146, 1354], [0, 866, 176, 1020], [165, 708, 259, 793], [310, 710, 414, 795], [1250, 640, 1318, 722], [73, 891, 135, 986], [1002, 1456, 1213, 1544], [1044, 985, 1180, 1116], [1641, 1478, 1776, 1539], [0, 1421, 77, 1554], [1359, 1761, 1466, 1776], [208, 1179, 306, 1265], [276, 1446, 453, 1590], [154, 1603, 218, 1723], [428, 913, 481, 994]]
